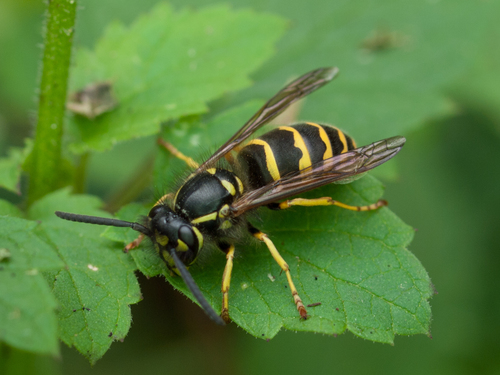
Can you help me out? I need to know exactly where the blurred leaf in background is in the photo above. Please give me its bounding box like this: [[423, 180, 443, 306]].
[[67, 3, 287, 153]]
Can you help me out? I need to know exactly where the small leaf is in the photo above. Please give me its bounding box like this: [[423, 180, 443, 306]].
[[29, 189, 143, 363], [0, 216, 62, 355], [68, 3, 287, 153]]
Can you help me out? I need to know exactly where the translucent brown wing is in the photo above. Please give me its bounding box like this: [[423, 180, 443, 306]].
[[195, 67, 339, 173], [230, 136, 406, 216]]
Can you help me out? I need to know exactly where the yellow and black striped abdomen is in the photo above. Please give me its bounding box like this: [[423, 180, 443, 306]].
[[236, 123, 356, 189]]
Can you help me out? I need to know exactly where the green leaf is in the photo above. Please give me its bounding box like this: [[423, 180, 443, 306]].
[[104, 99, 432, 342], [0, 216, 62, 355], [68, 3, 287, 153], [248, 176, 430, 342], [0, 200, 23, 218], [111, 175, 431, 342], [0, 140, 32, 194], [28, 189, 143, 363]]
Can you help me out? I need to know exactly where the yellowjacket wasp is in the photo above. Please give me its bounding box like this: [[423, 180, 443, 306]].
[[56, 67, 405, 325]]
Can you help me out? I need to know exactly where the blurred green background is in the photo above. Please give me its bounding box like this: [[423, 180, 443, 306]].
[[1, 0, 499, 374]]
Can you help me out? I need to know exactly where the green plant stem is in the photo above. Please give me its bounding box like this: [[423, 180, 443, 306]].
[[28, 0, 77, 205]]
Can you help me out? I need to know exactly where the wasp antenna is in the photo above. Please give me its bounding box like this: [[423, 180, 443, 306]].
[[168, 247, 226, 326], [55, 211, 151, 236]]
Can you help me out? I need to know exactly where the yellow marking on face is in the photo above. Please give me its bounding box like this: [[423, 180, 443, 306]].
[[191, 211, 217, 224], [155, 233, 169, 246], [307, 122, 333, 160], [220, 220, 232, 230], [235, 176, 244, 194], [161, 250, 177, 270], [206, 168, 217, 174], [192, 227, 204, 249], [221, 180, 236, 196], [335, 128, 348, 153], [177, 240, 188, 252], [246, 139, 280, 181], [279, 126, 312, 170]]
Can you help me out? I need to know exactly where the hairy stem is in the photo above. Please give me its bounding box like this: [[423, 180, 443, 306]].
[[28, 0, 77, 204]]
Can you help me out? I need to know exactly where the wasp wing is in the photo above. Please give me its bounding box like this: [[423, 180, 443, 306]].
[[230, 136, 406, 216], [196, 67, 339, 173]]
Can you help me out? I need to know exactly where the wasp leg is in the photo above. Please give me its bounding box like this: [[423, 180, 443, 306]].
[[271, 197, 387, 212], [154, 192, 174, 207], [157, 138, 199, 169], [219, 242, 236, 324], [248, 224, 308, 320], [124, 233, 145, 252]]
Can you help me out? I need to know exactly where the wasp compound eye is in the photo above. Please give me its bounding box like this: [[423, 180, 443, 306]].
[[178, 225, 196, 249]]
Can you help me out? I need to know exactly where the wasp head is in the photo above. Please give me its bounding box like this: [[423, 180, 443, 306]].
[[147, 205, 203, 272]]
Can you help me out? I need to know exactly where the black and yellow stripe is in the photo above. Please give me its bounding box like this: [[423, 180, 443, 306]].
[[237, 123, 356, 189]]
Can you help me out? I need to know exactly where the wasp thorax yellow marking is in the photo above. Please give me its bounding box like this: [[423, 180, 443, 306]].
[[191, 211, 217, 224], [206, 168, 217, 175], [192, 227, 203, 249], [279, 126, 312, 170], [221, 180, 236, 196], [155, 233, 169, 246], [235, 176, 244, 194], [247, 139, 280, 181], [177, 240, 188, 252], [219, 204, 230, 218]]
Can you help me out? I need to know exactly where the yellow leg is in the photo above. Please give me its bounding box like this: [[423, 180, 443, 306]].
[[220, 244, 235, 324], [277, 197, 387, 211], [250, 226, 308, 320], [157, 138, 199, 169]]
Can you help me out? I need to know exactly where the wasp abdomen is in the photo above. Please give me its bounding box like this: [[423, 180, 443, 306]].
[[237, 123, 356, 189]]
